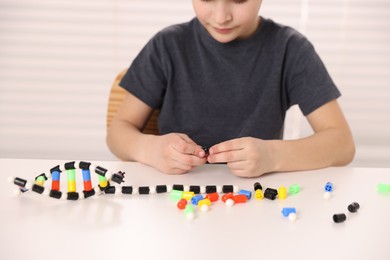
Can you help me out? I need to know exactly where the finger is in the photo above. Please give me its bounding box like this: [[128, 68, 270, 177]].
[[207, 150, 245, 164], [209, 139, 243, 155], [172, 137, 206, 157], [172, 151, 208, 167]]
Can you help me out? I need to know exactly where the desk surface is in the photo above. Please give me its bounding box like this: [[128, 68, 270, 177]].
[[1, 158, 389, 260]]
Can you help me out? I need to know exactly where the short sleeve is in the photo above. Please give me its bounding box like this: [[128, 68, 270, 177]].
[[119, 33, 168, 109], [285, 35, 341, 115]]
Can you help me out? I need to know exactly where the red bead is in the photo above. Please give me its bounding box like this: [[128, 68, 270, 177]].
[[177, 198, 187, 210], [233, 194, 248, 203], [222, 192, 234, 202], [205, 192, 219, 202]]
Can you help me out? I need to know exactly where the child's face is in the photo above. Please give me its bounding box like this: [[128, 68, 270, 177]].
[[192, 0, 263, 43]]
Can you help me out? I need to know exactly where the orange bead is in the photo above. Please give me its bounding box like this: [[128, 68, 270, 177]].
[[51, 180, 60, 191], [222, 192, 234, 202], [84, 181, 93, 191], [205, 192, 219, 202], [177, 198, 187, 210], [233, 194, 248, 203]]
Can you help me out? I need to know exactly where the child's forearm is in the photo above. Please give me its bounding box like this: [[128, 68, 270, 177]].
[[272, 127, 355, 172]]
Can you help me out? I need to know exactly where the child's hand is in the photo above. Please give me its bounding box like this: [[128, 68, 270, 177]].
[[146, 133, 207, 174], [207, 137, 277, 177]]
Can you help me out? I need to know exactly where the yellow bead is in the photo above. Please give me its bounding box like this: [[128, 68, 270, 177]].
[[255, 189, 264, 200], [99, 180, 108, 188], [182, 191, 195, 200], [198, 198, 211, 208], [68, 181, 76, 192], [278, 186, 287, 199]]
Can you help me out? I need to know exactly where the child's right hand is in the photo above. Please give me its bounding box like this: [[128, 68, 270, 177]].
[[145, 133, 207, 174]]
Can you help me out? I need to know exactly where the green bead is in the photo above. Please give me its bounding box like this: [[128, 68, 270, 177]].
[[170, 190, 183, 201], [66, 169, 76, 181], [98, 175, 107, 182], [289, 184, 301, 194], [36, 176, 46, 182], [184, 204, 195, 214], [377, 183, 390, 193]]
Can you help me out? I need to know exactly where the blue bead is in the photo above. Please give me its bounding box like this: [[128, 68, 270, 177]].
[[51, 170, 61, 181], [281, 207, 296, 217], [191, 194, 204, 205], [82, 169, 91, 181], [325, 182, 333, 192], [238, 189, 252, 200]]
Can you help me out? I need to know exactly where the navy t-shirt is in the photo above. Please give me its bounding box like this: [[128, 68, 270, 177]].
[[120, 17, 340, 148]]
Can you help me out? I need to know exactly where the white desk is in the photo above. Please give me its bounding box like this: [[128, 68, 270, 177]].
[[1, 158, 389, 260]]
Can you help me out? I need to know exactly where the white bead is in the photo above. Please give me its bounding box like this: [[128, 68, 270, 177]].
[[225, 198, 235, 207], [74, 161, 81, 169], [13, 189, 21, 196], [216, 186, 222, 193], [288, 213, 297, 222], [149, 186, 156, 194], [200, 186, 206, 194], [323, 192, 332, 200], [106, 172, 113, 180], [59, 164, 65, 172], [43, 189, 50, 196], [184, 185, 190, 192], [166, 185, 172, 192], [200, 204, 209, 212], [25, 181, 32, 190], [94, 186, 102, 195], [132, 187, 138, 195], [186, 212, 195, 221], [233, 185, 239, 193]]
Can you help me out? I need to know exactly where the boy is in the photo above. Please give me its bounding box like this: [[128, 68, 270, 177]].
[[107, 0, 355, 177]]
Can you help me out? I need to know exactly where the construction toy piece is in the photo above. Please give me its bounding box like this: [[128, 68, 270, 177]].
[[253, 182, 262, 191], [184, 204, 195, 220], [189, 185, 201, 194], [205, 185, 217, 194], [281, 207, 296, 217], [278, 186, 287, 200], [122, 186, 133, 194], [191, 194, 204, 205], [156, 185, 168, 193], [233, 194, 248, 203], [289, 184, 301, 195], [222, 192, 234, 203], [264, 188, 278, 200], [238, 189, 252, 200], [323, 192, 332, 200], [348, 202, 360, 213], [198, 198, 211, 208], [138, 186, 150, 195], [324, 182, 333, 192], [173, 184, 184, 191], [377, 183, 390, 193], [205, 192, 219, 202], [255, 189, 264, 200], [333, 213, 346, 223], [288, 213, 297, 222], [182, 191, 195, 200], [177, 199, 187, 210], [170, 190, 183, 201]]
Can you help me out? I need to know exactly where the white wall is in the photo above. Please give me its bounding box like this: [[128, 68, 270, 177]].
[[0, 0, 389, 167]]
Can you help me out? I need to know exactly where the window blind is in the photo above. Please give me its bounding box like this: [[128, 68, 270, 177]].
[[0, 0, 389, 167]]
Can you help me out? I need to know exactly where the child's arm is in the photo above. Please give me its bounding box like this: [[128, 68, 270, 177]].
[[106, 92, 207, 174], [207, 99, 355, 177]]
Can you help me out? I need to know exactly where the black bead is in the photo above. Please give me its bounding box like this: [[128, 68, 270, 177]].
[[122, 186, 133, 194], [95, 166, 108, 176], [139, 186, 150, 195], [264, 188, 278, 200], [189, 185, 201, 194], [13, 177, 27, 187], [333, 213, 347, 223], [222, 185, 234, 193], [172, 184, 184, 191], [79, 161, 91, 170], [348, 202, 360, 213], [254, 182, 263, 191], [67, 192, 79, 200], [32, 184, 44, 194], [156, 185, 167, 193], [83, 189, 95, 199], [104, 186, 116, 194], [49, 190, 62, 199], [205, 185, 217, 194], [64, 161, 76, 170]]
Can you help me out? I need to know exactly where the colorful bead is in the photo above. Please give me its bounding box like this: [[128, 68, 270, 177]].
[[325, 182, 333, 192], [289, 184, 301, 194], [288, 213, 297, 222], [205, 185, 217, 194], [278, 186, 287, 199], [233, 194, 247, 203], [323, 192, 332, 200], [177, 198, 187, 210], [182, 191, 195, 200], [173, 184, 184, 191], [170, 190, 183, 201], [189, 185, 201, 194], [184, 204, 195, 220], [238, 189, 252, 200], [255, 189, 264, 200], [198, 198, 211, 208], [205, 192, 219, 202], [254, 182, 262, 191], [377, 183, 390, 193], [222, 192, 234, 202], [225, 198, 235, 207], [191, 194, 204, 205], [281, 207, 296, 217]]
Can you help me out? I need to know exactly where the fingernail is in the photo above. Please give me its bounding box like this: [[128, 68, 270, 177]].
[[199, 151, 205, 157]]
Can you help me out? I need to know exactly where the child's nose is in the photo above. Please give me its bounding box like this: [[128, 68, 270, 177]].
[[213, 4, 233, 25]]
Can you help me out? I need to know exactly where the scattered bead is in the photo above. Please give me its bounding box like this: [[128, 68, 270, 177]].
[[281, 207, 297, 217], [182, 191, 195, 200], [205, 192, 219, 202], [198, 198, 211, 208], [288, 213, 297, 222], [170, 190, 183, 201], [254, 182, 262, 191], [200, 204, 210, 212], [191, 194, 204, 205], [222, 192, 234, 203], [377, 183, 390, 193], [233, 194, 247, 203], [255, 189, 264, 200], [278, 186, 287, 199], [289, 184, 301, 195], [323, 191, 332, 200], [348, 202, 360, 213], [225, 198, 235, 207], [238, 189, 252, 200], [189, 185, 201, 194], [264, 188, 278, 200], [184, 204, 195, 220], [333, 213, 346, 223], [177, 199, 187, 210], [325, 182, 333, 192]]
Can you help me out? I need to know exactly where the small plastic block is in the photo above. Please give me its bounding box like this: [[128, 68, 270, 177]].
[[104, 186, 116, 194], [225, 198, 235, 207], [281, 207, 296, 217], [83, 189, 95, 199], [198, 198, 211, 208], [202, 146, 209, 155], [32, 184, 44, 194], [189, 185, 201, 194], [222, 185, 234, 193], [377, 183, 390, 193], [264, 188, 278, 200], [191, 194, 204, 205], [184, 204, 195, 220], [222, 192, 234, 202], [323, 192, 332, 200], [177, 199, 187, 210], [254, 182, 263, 191], [67, 192, 79, 200], [205, 186, 217, 194], [288, 213, 297, 222], [49, 190, 62, 199], [95, 166, 108, 176], [182, 191, 195, 200], [172, 184, 184, 191], [289, 184, 301, 195], [122, 186, 133, 194], [255, 189, 264, 200], [233, 194, 247, 203], [333, 213, 346, 223], [156, 185, 167, 193], [205, 192, 219, 202], [324, 182, 333, 192], [238, 189, 252, 200], [111, 171, 125, 184], [347, 202, 360, 213], [200, 204, 210, 212], [278, 186, 287, 199], [170, 190, 183, 201], [13, 177, 27, 187], [138, 186, 150, 195]]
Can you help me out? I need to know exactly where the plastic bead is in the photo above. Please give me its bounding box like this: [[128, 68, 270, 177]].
[[177, 199, 187, 210], [156, 185, 167, 193], [138, 186, 150, 195], [324, 182, 333, 192], [170, 190, 183, 201], [281, 207, 296, 217], [323, 191, 332, 200], [49, 190, 62, 199], [233, 194, 247, 203], [254, 182, 262, 191], [255, 189, 264, 200], [32, 184, 44, 194], [348, 202, 360, 213], [182, 191, 195, 200], [225, 198, 235, 207], [205, 186, 217, 194], [184, 204, 195, 220], [205, 192, 219, 202], [200, 204, 210, 212], [122, 186, 133, 194], [189, 185, 201, 194], [198, 199, 211, 209], [333, 213, 346, 223], [278, 186, 287, 199], [238, 189, 252, 200], [222, 185, 234, 193], [288, 213, 297, 222], [172, 184, 184, 191], [191, 194, 204, 205], [377, 183, 390, 193], [222, 192, 234, 202], [289, 184, 301, 195], [264, 188, 278, 200]]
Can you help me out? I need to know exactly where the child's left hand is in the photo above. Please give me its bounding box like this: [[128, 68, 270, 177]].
[[207, 137, 277, 177]]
